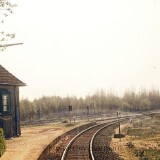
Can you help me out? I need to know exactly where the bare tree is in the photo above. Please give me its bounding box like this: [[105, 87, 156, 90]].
[[0, 0, 17, 51]]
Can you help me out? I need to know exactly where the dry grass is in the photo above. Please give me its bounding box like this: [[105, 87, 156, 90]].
[[111, 117, 160, 160]]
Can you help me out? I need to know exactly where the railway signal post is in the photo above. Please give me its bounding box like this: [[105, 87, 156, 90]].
[[117, 111, 121, 136], [87, 106, 89, 121], [114, 111, 125, 140], [68, 105, 72, 124]]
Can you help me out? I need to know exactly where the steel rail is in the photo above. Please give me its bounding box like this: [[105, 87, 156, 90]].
[[89, 119, 126, 160], [61, 119, 121, 160]]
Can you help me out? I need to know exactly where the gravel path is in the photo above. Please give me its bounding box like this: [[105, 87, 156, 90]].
[[1, 122, 85, 160]]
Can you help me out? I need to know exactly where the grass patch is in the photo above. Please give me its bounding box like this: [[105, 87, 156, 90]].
[[0, 128, 6, 157], [134, 148, 160, 160], [124, 117, 160, 160]]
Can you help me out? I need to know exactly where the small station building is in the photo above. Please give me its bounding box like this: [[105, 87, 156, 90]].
[[0, 65, 25, 138]]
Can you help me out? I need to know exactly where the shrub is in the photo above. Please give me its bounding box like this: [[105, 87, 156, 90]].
[[61, 119, 68, 123], [0, 128, 6, 157], [126, 142, 134, 149]]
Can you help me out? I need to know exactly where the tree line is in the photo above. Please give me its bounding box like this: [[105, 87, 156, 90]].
[[20, 90, 160, 121]]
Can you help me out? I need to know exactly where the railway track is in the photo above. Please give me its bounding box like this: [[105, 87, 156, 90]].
[[90, 121, 123, 160], [60, 119, 127, 160]]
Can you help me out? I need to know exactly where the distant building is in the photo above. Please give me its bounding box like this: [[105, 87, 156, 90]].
[[0, 65, 25, 138]]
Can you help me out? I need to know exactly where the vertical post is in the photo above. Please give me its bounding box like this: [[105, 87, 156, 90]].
[[118, 111, 121, 141], [94, 102, 96, 121], [117, 111, 120, 135], [119, 120, 121, 135], [87, 106, 89, 121], [94, 107, 95, 121], [117, 111, 119, 118], [14, 87, 19, 136], [68, 106, 72, 125], [69, 106, 71, 124]]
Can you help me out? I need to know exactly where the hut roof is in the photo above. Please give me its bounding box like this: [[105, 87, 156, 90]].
[[0, 65, 26, 86]]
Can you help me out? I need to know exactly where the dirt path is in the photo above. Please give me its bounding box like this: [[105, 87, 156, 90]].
[[1, 122, 86, 160]]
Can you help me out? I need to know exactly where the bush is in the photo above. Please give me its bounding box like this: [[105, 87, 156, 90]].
[[126, 142, 134, 149], [0, 128, 6, 157], [61, 119, 68, 123]]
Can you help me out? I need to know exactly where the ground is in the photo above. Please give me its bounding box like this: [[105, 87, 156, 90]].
[[111, 117, 160, 160], [111, 124, 139, 160], [2, 116, 159, 160], [1, 122, 86, 160]]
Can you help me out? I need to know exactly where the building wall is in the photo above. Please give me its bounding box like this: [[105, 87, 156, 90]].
[[0, 85, 20, 137], [14, 86, 21, 136]]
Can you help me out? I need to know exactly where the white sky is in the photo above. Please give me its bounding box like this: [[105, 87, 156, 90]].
[[0, 0, 160, 100]]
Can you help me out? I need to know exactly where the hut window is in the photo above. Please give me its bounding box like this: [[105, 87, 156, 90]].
[[0, 89, 11, 114], [3, 95, 8, 112]]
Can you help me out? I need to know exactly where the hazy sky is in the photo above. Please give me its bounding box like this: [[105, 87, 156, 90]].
[[0, 0, 160, 100]]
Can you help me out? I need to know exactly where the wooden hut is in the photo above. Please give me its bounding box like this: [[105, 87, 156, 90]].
[[0, 65, 25, 138]]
